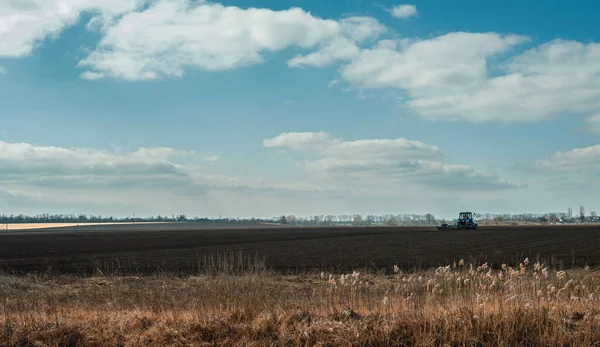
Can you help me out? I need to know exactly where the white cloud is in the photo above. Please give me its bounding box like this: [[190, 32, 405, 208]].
[[80, 71, 104, 80], [77, 1, 385, 80], [261, 132, 528, 216], [0, 0, 142, 57], [328, 79, 339, 88], [338, 34, 600, 123], [264, 131, 336, 151], [287, 36, 360, 68], [263, 132, 519, 190], [0, 138, 593, 218], [586, 114, 600, 134], [532, 144, 600, 172], [0, 140, 246, 212], [0, 140, 212, 185], [342, 32, 526, 90], [389, 4, 417, 19], [4, 1, 600, 127], [339, 16, 387, 42], [287, 17, 386, 68], [0, 139, 347, 217], [514, 143, 600, 204], [263, 131, 441, 158], [1, 0, 387, 79]]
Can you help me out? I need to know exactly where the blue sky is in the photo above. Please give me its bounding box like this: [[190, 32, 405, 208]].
[[1, 0, 599, 218]]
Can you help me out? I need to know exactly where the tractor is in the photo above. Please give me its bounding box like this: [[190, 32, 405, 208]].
[[436, 212, 478, 230]]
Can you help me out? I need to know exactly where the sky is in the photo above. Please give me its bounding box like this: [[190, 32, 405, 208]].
[[1, 0, 600, 219]]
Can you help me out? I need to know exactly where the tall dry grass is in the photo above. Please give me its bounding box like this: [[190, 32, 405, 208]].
[[0, 254, 598, 346]]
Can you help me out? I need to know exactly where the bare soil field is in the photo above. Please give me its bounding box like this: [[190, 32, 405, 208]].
[[1, 223, 598, 275]]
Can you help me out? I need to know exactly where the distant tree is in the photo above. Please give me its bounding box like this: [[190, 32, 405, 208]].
[[580, 205, 585, 222], [324, 215, 335, 225], [591, 211, 597, 217], [424, 213, 436, 225], [352, 215, 363, 226], [384, 215, 398, 225], [567, 207, 573, 218], [286, 215, 296, 225], [279, 215, 288, 224], [493, 216, 503, 225], [365, 215, 376, 226]]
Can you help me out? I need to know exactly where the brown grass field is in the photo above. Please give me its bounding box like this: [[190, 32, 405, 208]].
[[0, 223, 599, 346]]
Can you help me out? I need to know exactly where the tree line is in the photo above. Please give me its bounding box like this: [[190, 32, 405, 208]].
[[2, 207, 597, 226], [0, 213, 226, 224]]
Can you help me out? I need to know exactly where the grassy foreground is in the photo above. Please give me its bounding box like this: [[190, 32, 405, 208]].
[[1, 256, 599, 346]]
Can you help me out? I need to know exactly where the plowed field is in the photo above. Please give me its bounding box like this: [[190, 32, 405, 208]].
[[1, 223, 598, 274]]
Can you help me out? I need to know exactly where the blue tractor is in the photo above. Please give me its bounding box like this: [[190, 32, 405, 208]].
[[437, 212, 478, 230], [456, 212, 478, 230]]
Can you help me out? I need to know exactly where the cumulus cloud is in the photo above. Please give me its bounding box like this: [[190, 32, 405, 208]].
[[342, 33, 528, 89], [531, 144, 600, 172], [1, 0, 388, 79], [263, 132, 519, 190], [0, 0, 142, 57], [76, 1, 386, 80], [0, 139, 347, 216], [337, 34, 600, 123], [263, 131, 441, 158], [0, 140, 215, 190], [287, 17, 386, 68], [389, 4, 417, 19], [512, 143, 600, 200]]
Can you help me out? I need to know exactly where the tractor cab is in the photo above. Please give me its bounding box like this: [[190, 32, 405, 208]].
[[458, 212, 473, 222]]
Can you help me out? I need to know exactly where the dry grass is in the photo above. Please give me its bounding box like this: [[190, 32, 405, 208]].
[[0, 255, 598, 346]]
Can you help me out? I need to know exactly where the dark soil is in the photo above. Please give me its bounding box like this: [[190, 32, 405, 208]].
[[1, 223, 598, 275]]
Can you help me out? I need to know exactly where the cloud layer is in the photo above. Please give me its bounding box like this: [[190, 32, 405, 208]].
[[0, 136, 596, 217], [263, 132, 520, 190], [0, 140, 344, 216], [4, 0, 600, 126]]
